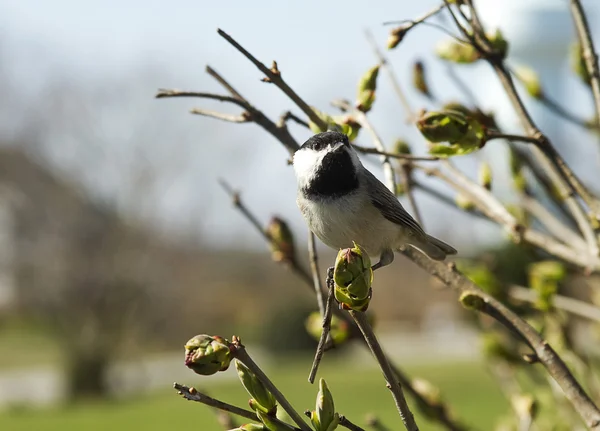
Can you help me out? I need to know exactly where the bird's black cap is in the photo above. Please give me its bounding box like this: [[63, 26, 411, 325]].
[[299, 131, 349, 152]]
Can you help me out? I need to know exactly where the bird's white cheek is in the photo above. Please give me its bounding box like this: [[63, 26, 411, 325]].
[[293, 149, 323, 186]]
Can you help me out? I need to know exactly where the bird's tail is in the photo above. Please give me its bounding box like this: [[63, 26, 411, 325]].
[[409, 234, 457, 261]]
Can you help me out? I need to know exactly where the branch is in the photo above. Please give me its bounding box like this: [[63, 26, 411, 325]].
[[232, 342, 312, 431], [156, 89, 246, 108], [331, 99, 397, 194], [308, 277, 334, 384], [173, 383, 258, 422], [190, 108, 250, 123], [364, 28, 413, 120], [217, 28, 327, 131], [569, 0, 600, 134], [509, 285, 600, 323], [308, 232, 326, 316], [400, 248, 600, 430], [390, 364, 467, 431], [339, 415, 368, 431], [349, 311, 419, 431], [352, 144, 439, 161]]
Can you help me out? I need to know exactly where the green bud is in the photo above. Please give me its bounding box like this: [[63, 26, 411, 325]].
[[184, 334, 233, 376], [417, 110, 485, 157], [256, 411, 293, 431], [528, 261, 566, 312], [459, 291, 485, 310], [478, 162, 492, 190], [333, 242, 373, 311], [266, 216, 295, 264], [511, 394, 538, 421], [487, 29, 509, 59], [481, 333, 522, 364], [417, 110, 469, 143], [412, 378, 441, 405], [514, 65, 543, 99], [305, 312, 350, 346], [457, 261, 502, 298], [436, 39, 480, 64], [571, 42, 591, 86], [235, 360, 277, 415], [393, 139, 411, 155], [395, 182, 406, 197], [455, 194, 475, 211], [332, 115, 362, 141], [356, 65, 380, 112], [232, 424, 267, 431], [387, 25, 410, 50], [310, 379, 340, 431], [412, 60, 431, 98], [308, 108, 340, 134]]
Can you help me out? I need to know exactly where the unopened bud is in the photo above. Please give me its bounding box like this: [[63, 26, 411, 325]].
[[308, 108, 338, 134], [436, 39, 479, 64], [333, 115, 362, 141], [333, 242, 373, 311], [412, 60, 431, 98], [478, 162, 492, 190], [184, 335, 233, 376], [417, 110, 469, 143], [235, 360, 277, 415], [356, 65, 380, 113], [387, 25, 410, 50], [514, 66, 543, 99], [455, 194, 475, 211], [393, 139, 411, 155], [232, 424, 266, 431], [571, 42, 591, 86], [266, 216, 295, 264], [528, 261, 566, 312], [305, 312, 350, 346], [511, 394, 537, 421], [256, 411, 292, 431], [310, 379, 340, 431], [487, 29, 509, 59]]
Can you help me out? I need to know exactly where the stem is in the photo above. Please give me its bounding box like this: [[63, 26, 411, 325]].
[[569, 0, 600, 135], [233, 346, 313, 431], [308, 280, 334, 383], [339, 415, 368, 431], [349, 311, 419, 431], [308, 232, 326, 316]]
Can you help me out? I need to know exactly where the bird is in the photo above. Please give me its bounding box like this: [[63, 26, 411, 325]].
[[292, 131, 457, 271]]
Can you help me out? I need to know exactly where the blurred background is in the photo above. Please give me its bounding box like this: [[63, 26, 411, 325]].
[[0, 0, 599, 430]]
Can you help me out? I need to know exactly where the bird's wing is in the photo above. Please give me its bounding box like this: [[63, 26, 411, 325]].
[[363, 168, 426, 237]]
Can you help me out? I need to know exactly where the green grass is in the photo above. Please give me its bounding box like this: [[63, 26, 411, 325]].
[[0, 356, 509, 431]]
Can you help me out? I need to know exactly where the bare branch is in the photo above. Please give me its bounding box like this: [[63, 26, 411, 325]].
[[308, 278, 334, 384], [190, 108, 250, 123], [173, 383, 258, 422], [364, 29, 413, 120], [217, 28, 327, 131], [509, 285, 600, 323], [155, 89, 246, 108], [401, 248, 600, 430], [352, 144, 439, 161], [569, 0, 600, 134], [349, 311, 419, 431], [339, 415, 368, 431], [232, 342, 313, 431], [308, 232, 325, 316]]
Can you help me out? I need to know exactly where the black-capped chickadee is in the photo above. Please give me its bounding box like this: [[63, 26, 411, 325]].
[[292, 131, 457, 270]]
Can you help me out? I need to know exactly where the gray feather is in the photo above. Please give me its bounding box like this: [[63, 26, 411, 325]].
[[363, 169, 426, 238]]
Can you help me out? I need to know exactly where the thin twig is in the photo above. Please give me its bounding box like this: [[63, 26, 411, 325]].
[[389, 364, 467, 431], [339, 415, 368, 431], [156, 89, 246, 107], [486, 132, 540, 145], [217, 28, 327, 131], [308, 279, 334, 384], [349, 311, 419, 431], [281, 111, 310, 128], [190, 108, 250, 123], [233, 343, 312, 431], [569, 0, 600, 135], [308, 232, 326, 316], [352, 144, 439, 161], [331, 99, 397, 193], [173, 383, 258, 422], [401, 247, 600, 430], [509, 285, 600, 323], [364, 29, 413, 120], [383, 4, 445, 27]]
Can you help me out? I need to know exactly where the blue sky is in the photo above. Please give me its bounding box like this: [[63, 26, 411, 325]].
[[1, 0, 598, 253]]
